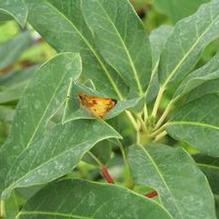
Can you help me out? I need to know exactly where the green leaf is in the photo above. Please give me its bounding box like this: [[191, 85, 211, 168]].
[[17, 179, 173, 219], [0, 32, 32, 69], [83, 140, 112, 165], [4, 191, 20, 219], [186, 78, 219, 102], [128, 144, 216, 219], [154, 0, 209, 23], [193, 154, 219, 195], [0, 81, 27, 104], [0, 53, 82, 195], [216, 195, 219, 219], [25, 0, 128, 99], [158, 0, 219, 93], [81, 0, 151, 96], [2, 120, 121, 198], [174, 52, 219, 99], [167, 94, 219, 156], [0, 0, 28, 27], [0, 106, 14, 122], [0, 66, 37, 86], [146, 25, 173, 102]]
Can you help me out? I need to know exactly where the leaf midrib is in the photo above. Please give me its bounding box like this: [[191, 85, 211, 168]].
[[45, 1, 124, 100], [3, 62, 68, 187], [95, 0, 144, 95], [6, 129, 119, 193], [162, 10, 219, 88], [197, 163, 219, 171], [167, 121, 219, 130], [137, 145, 184, 219], [16, 210, 93, 219]]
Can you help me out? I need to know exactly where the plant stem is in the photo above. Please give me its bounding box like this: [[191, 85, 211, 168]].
[[0, 200, 5, 218], [151, 86, 165, 118], [136, 129, 140, 144], [117, 140, 134, 189], [136, 114, 147, 133], [87, 151, 114, 184], [143, 104, 148, 121], [150, 123, 167, 138], [125, 110, 139, 131], [154, 130, 167, 142], [87, 151, 103, 166], [154, 100, 174, 130], [101, 165, 114, 184]]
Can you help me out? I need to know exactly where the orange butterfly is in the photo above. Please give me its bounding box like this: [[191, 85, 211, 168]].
[[78, 93, 117, 118]]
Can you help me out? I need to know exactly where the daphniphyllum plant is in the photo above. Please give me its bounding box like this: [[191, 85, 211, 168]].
[[1, 0, 219, 218]]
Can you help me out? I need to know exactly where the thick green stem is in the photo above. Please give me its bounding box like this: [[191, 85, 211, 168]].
[[154, 100, 174, 130], [125, 111, 139, 131], [117, 140, 134, 189], [154, 130, 167, 142], [143, 104, 148, 122], [0, 200, 5, 218], [151, 86, 165, 118], [87, 151, 103, 166]]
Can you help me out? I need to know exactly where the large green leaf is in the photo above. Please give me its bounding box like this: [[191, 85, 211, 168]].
[[154, 0, 209, 23], [2, 120, 121, 198], [216, 195, 219, 219], [194, 154, 219, 195], [166, 94, 219, 156], [186, 78, 219, 102], [158, 0, 219, 93], [25, 0, 128, 99], [174, 52, 219, 99], [0, 0, 28, 27], [0, 81, 27, 104], [17, 179, 173, 219], [0, 32, 32, 69], [0, 53, 82, 195], [81, 0, 152, 96], [146, 25, 173, 102], [128, 144, 216, 219]]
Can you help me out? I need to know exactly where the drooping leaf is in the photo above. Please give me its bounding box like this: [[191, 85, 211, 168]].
[[0, 53, 82, 195], [2, 120, 121, 198], [158, 0, 219, 93], [128, 144, 216, 219], [146, 25, 173, 102], [16, 179, 173, 219], [174, 52, 219, 99], [167, 94, 219, 156], [81, 0, 152, 96], [154, 0, 209, 23], [0, 32, 32, 69], [0, 0, 28, 27], [25, 0, 128, 99], [193, 154, 219, 195]]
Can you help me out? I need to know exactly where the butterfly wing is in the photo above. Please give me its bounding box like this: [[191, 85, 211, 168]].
[[79, 93, 116, 118]]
